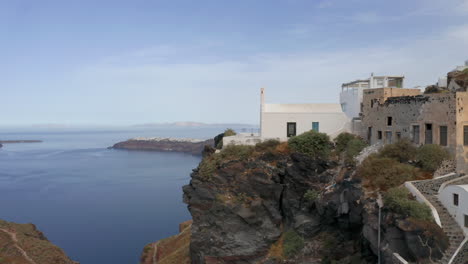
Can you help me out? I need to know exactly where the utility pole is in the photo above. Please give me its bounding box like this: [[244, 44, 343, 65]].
[[377, 193, 383, 264]]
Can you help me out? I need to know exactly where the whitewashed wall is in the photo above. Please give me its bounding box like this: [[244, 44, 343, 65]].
[[438, 185, 468, 235], [340, 88, 363, 119], [261, 112, 351, 141]]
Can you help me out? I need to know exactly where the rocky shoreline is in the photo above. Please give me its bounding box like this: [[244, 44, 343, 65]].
[[110, 137, 214, 155]]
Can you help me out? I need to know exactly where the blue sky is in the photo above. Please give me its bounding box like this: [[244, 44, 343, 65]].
[[1, 0, 468, 126]]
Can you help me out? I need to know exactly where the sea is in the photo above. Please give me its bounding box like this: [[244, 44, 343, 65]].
[[0, 126, 249, 264]]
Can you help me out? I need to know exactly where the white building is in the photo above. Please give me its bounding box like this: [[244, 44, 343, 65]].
[[438, 184, 468, 235], [260, 88, 351, 141], [340, 74, 405, 119]]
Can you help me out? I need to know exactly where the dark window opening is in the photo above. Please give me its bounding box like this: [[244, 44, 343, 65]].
[[396, 132, 401, 140], [368, 127, 372, 142], [371, 100, 374, 108], [454, 193, 459, 206], [425, 124, 433, 144], [440, 126, 448, 146], [378, 131, 382, 140], [287, 122, 296, 137], [413, 125, 420, 144], [465, 215, 468, 228], [387, 117, 393, 126], [464, 126, 468, 146]]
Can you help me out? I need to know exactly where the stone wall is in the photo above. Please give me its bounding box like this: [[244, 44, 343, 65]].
[[434, 160, 457, 178], [361, 91, 457, 149], [450, 238, 468, 264]]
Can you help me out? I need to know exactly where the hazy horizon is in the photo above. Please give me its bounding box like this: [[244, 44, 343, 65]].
[[2, 0, 468, 126]]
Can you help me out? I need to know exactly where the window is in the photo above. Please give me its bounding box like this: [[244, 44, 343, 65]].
[[378, 131, 382, 140], [371, 100, 374, 108], [367, 127, 372, 142], [440, 126, 448, 146], [385, 131, 393, 144], [464, 126, 468, 146], [465, 215, 468, 228], [425, 124, 433, 144], [454, 193, 459, 206], [312, 122, 319, 132], [376, 79, 384, 87], [387, 117, 393, 126], [287, 122, 296, 137], [396, 132, 401, 140], [413, 125, 420, 144]]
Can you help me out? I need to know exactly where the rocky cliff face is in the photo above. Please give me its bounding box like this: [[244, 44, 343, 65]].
[[0, 219, 78, 264], [111, 138, 214, 155], [181, 146, 448, 263]]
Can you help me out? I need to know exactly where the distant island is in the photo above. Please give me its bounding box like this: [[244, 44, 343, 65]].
[[110, 137, 214, 155], [0, 140, 42, 144]]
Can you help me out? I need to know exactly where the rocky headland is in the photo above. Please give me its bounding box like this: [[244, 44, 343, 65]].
[[110, 137, 214, 155], [140, 132, 455, 264], [0, 219, 78, 264], [0, 140, 42, 143]]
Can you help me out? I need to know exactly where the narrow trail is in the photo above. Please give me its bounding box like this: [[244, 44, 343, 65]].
[[0, 228, 37, 264], [152, 242, 159, 264]]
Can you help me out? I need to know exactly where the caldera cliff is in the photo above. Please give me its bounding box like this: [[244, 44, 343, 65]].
[[142, 134, 451, 264]]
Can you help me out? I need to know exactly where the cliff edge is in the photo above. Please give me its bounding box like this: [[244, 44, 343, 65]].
[[0, 219, 78, 264]]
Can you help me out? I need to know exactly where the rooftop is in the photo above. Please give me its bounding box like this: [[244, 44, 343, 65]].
[[264, 103, 343, 113]]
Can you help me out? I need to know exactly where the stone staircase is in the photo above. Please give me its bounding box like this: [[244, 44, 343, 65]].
[[411, 174, 466, 264]]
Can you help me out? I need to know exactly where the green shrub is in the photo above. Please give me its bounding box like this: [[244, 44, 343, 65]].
[[384, 187, 433, 221], [416, 144, 451, 172], [344, 138, 368, 166], [283, 230, 304, 258], [304, 190, 319, 202], [288, 131, 331, 159], [224, 128, 237, 137], [378, 139, 417, 163], [255, 139, 281, 153], [334, 132, 359, 153], [357, 155, 421, 191], [215, 128, 237, 149], [220, 144, 254, 160], [198, 145, 254, 180]]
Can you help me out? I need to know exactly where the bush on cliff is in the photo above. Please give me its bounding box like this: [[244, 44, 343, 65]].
[[334, 132, 360, 153], [283, 230, 304, 258], [303, 190, 319, 202], [344, 138, 368, 166], [378, 139, 417, 163], [384, 187, 433, 221], [288, 131, 331, 159], [357, 155, 420, 191], [198, 145, 253, 180], [416, 144, 451, 172], [254, 139, 281, 153], [215, 128, 237, 149]]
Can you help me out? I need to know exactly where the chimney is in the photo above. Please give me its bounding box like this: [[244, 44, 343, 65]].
[[260, 88, 265, 137]]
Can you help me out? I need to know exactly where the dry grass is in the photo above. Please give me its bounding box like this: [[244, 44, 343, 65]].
[[267, 234, 285, 261]]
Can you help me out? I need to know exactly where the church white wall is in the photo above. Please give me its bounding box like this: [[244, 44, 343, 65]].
[[438, 185, 468, 235], [261, 112, 351, 141]]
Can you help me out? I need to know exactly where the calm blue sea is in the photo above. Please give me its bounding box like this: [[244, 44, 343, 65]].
[[0, 126, 230, 264]]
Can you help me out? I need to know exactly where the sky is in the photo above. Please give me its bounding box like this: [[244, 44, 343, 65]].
[[1, 0, 468, 126]]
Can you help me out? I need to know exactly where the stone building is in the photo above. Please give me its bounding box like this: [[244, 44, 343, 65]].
[[340, 74, 405, 119], [361, 87, 468, 173]]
